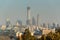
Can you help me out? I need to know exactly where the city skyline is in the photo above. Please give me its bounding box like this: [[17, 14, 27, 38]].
[[0, 0, 60, 25]]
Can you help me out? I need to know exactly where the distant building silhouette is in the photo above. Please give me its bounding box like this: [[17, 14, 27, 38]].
[[37, 14, 39, 26], [32, 17, 36, 25], [42, 23, 46, 27], [52, 23, 56, 29], [48, 23, 50, 28], [26, 6, 32, 26], [57, 24, 59, 27], [16, 20, 22, 26], [6, 18, 10, 27]]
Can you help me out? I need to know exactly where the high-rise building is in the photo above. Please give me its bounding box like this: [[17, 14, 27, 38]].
[[32, 17, 36, 25], [16, 20, 22, 26], [37, 14, 39, 26], [27, 6, 30, 20], [52, 23, 56, 29], [57, 24, 59, 27], [43, 23, 46, 27], [26, 6, 32, 26], [48, 23, 50, 28], [6, 18, 10, 27]]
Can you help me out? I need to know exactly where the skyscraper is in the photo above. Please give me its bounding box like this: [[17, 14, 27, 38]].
[[26, 6, 31, 26], [32, 17, 36, 25], [16, 20, 22, 26], [27, 6, 30, 20], [52, 23, 56, 29], [37, 14, 39, 26], [6, 18, 10, 27], [57, 24, 59, 27], [43, 23, 46, 27]]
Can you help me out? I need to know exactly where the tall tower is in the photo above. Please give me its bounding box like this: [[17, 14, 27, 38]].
[[27, 6, 30, 20], [26, 6, 31, 26], [37, 14, 39, 26], [32, 16, 36, 25]]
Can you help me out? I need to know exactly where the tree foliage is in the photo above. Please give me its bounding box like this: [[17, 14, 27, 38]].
[[39, 28, 60, 40], [21, 28, 60, 40], [22, 28, 36, 40]]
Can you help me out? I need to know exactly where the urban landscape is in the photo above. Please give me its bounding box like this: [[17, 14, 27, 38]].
[[0, 0, 60, 40]]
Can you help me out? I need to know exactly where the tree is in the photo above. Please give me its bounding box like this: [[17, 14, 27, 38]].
[[22, 28, 36, 40], [40, 35, 46, 40]]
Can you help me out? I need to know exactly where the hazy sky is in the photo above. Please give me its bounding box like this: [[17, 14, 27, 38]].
[[0, 0, 60, 25]]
